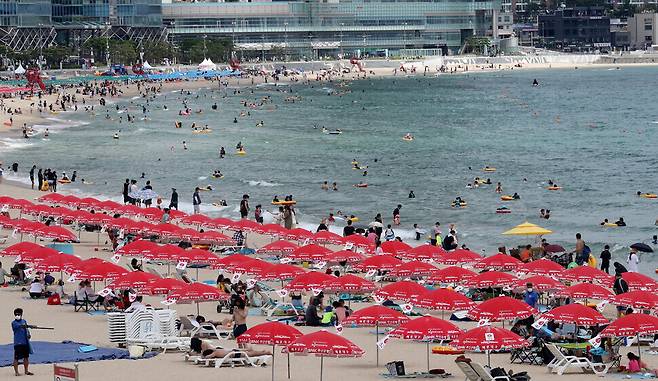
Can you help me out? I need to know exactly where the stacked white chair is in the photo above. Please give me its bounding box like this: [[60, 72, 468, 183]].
[[107, 312, 127, 345], [108, 308, 190, 352]]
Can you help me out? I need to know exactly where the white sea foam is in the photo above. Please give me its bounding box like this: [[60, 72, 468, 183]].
[[244, 180, 281, 187], [0, 138, 35, 152]]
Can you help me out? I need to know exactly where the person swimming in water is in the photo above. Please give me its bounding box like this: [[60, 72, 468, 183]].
[[532, 79, 539, 86], [219, 147, 225, 158]]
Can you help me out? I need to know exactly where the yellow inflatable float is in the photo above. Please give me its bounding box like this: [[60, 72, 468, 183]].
[[547, 186, 562, 191], [483, 167, 496, 172], [640, 193, 657, 199], [272, 200, 297, 206], [501, 195, 514, 201], [236, 150, 247, 156], [451, 201, 468, 208]]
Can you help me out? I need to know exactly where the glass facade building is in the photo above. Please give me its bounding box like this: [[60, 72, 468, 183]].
[[51, 0, 161, 27], [0, 0, 52, 27], [164, 0, 498, 56]]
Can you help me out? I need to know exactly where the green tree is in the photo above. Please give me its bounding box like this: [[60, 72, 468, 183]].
[[141, 41, 174, 64], [525, 2, 542, 22], [606, 0, 637, 18], [42, 46, 74, 67], [465, 36, 491, 55], [82, 37, 109, 64], [110, 40, 137, 64], [177, 37, 233, 64]]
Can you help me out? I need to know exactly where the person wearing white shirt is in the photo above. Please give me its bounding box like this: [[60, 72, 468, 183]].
[[28, 279, 44, 298], [627, 250, 640, 273], [125, 296, 147, 312]]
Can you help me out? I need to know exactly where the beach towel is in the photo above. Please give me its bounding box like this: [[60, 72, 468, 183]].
[[0, 341, 157, 367], [616, 374, 656, 379]]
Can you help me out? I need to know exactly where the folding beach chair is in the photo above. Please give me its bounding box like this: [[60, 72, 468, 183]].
[[510, 337, 543, 365], [470, 362, 511, 381], [73, 291, 99, 312], [455, 360, 480, 381]]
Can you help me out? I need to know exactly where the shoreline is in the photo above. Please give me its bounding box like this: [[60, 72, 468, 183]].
[[2, 58, 657, 139]]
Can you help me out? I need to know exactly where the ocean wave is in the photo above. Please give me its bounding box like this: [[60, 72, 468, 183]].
[[0, 138, 35, 152], [243, 179, 281, 187], [1, 173, 33, 187]]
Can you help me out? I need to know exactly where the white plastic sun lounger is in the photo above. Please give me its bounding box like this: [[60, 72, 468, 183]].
[[546, 343, 609, 375]]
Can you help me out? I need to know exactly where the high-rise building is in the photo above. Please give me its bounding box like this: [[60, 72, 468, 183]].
[[0, 0, 164, 52], [163, 0, 499, 58], [538, 7, 610, 50], [628, 13, 658, 49], [52, 0, 165, 52], [0, 0, 54, 51]]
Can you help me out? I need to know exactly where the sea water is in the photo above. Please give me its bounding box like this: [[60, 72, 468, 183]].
[[2, 67, 658, 274]]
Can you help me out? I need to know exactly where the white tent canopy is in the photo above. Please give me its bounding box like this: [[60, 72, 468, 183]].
[[142, 61, 154, 70], [198, 58, 217, 71], [14, 64, 25, 74]]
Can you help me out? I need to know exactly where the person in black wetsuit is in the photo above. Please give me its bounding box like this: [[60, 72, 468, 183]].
[[600, 245, 611, 274]]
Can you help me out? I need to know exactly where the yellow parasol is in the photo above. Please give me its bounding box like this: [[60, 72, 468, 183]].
[[502, 221, 552, 236]]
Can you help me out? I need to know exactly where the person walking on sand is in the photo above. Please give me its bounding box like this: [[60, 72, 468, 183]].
[[627, 249, 640, 273], [192, 187, 201, 214], [600, 245, 611, 274], [122, 179, 130, 204], [12, 308, 33, 376], [572, 233, 588, 265], [283, 205, 294, 229], [239, 194, 250, 219], [169, 188, 178, 210], [392, 204, 401, 225], [37, 169, 43, 191], [29, 165, 36, 189]]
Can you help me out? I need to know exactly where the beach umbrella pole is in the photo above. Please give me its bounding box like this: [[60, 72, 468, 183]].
[[287, 352, 291, 379], [426, 341, 430, 372], [271, 344, 275, 381], [487, 350, 491, 367], [320, 355, 324, 381], [638, 334, 641, 359], [376, 322, 379, 367]]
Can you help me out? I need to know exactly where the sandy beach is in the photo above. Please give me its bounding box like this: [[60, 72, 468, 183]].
[[1, 177, 658, 381], [1, 57, 658, 381]]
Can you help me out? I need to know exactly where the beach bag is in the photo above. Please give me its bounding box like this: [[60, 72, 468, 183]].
[[386, 361, 405, 376], [47, 294, 61, 305], [490, 367, 508, 379]]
